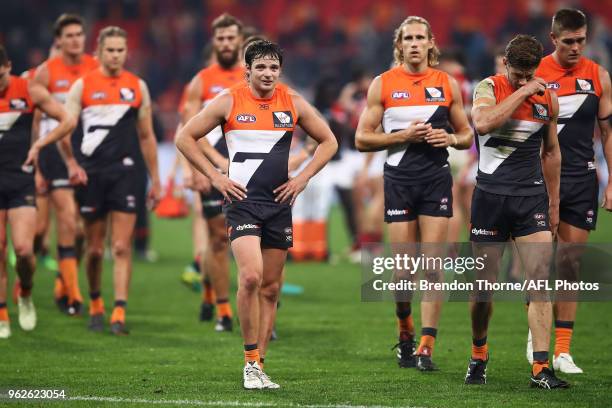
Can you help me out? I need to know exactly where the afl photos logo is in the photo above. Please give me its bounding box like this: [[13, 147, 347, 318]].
[[273, 111, 293, 128]]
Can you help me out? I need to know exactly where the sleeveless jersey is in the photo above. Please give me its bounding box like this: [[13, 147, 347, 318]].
[[223, 83, 297, 203], [380, 66, 453, 184], [0, 76, 34, 174], [536, 55, 602, 181], [197, 63, 245, 158], [41, 54, 98, 138], [475, 74, 553, 196], [79, 69, 143, 173]]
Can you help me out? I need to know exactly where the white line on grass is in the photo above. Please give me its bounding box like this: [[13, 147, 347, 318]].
[[70, 396, 423, 408]]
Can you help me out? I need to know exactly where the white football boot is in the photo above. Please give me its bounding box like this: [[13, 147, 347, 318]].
[[18, 296, 36, 331], [553, 353, 583, 374]]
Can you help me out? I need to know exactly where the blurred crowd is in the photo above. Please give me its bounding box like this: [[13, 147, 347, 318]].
[[1, 0, 610, 141]]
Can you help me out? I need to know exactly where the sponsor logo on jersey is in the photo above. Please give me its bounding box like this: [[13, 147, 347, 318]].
[[391, 90, 410, 99], [120, 87, 135, 102], [575, 78, 595, 94], [533, 103, 550, 120], [9, 98, 27, 110], [425, 87, 445, 102], [91, 91, 106, 100], [81, 206, 96, 213], [123, 157, 134, 166], [546, 82, 560, 90], [284, 227, 292, 235], [236, 114, 257, 123], [235, 223, 260, 231], [533, 179, 544, 185], [471, 228, 498, 236], [586, 209, 594, 224], [126, 195, 136, 208], [441, 197, 449, 204], [273, 111, 294, 128], [533, 213, 546, 220], [386, 208, 409, 216], [55, 79, 70, 89], [587, 161, 596, 170]]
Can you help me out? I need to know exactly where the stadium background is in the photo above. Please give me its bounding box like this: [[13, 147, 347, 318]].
[[2, 0, 612, 406]]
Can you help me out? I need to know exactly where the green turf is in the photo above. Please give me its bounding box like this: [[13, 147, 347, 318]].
[[2, 206, 612, 407]]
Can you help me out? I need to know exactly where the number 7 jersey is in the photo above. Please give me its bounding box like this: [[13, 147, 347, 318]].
[[223, 83, 297, 204]]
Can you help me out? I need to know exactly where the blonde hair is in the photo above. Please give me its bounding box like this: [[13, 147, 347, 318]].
[[393, 16, 440, 67], [96, 26, 127, 50]]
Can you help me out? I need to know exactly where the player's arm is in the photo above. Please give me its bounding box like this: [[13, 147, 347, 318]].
[[541, 92, 561, 235], [472, 77, 546, 134], [425, 76, 473, 149], [136, 80, 162, 208], [176, 92, 246, 202], [355, 76, 431, 151], [597, 66, 612, 211], [274, 93, 338, 205], [25, 81, 76, 165]]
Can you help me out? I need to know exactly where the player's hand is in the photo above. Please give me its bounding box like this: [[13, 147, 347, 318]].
[[66, 159, 88, 186], [549, 201, 560, 239], [602, 183, 612, 212], [23, 143, 41, 168], [193, 171, 212, 194], [274, 174, 308, 205], [521, 77, 547, 97], [147, 179, 162, 210], [35, 170, 48, 195], [399, 121, 432, 143], [425, 128, 457, 148], [219, 158, 230, 175], [210, 173, 246, 203]]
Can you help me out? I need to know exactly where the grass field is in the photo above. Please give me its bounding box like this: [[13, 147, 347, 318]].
[[2, 206, 612, 407]]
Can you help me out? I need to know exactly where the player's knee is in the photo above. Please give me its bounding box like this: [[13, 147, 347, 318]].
[[111, 241, 131, 259], [260, 281, 281, 304], [210, 233, 228, 253], [240, 272, 262, 292], [87, 246, 105, 262]]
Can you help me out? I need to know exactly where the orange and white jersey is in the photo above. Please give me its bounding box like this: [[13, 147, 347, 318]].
[[474, 74, 553, 196], [380, 66, 454, 183], [223, 83, 297, 203], [0, 76, 34, 174], [536, 55, 602, 181], [39, 54, 98, 139], [195, 63, 245, 157], [66, 68, 150, 173]]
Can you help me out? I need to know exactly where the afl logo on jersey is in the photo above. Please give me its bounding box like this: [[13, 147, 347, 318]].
[[210, 85, 225, 94], [273, 111, 294, 128], [546, 82, 560, 90], [391, 91, 410, 99], [533, 103, 550, 121], [236, 114, 257, 123], [9, 98, 27, 110], [425, 87, 445, 102], [120, 87, 135, 102], [91, 91, 106, 100], [575, 78, 595, 94], [55, 79, 70, 89]]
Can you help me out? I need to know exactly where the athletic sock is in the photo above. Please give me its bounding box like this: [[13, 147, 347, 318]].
[[53, 272, 67, 300], [554, 320, 574, 357], [416, 327, 437, 356], [111, 300, 126, 323], [244, 343, 260, 365], [471, 336, 488, 360], [532, 351, 550, 376], [89, 292, 105, 316], [0, 303, 8, 321], [58, 246, 83, 304], [216, 298, 232, 318], [396, 304, 414, 341], [259, 357, 265, 370], [202, 276, 215, 304]]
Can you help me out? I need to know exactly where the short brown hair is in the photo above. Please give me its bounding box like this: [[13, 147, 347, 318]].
[[53, 13, 84, 37], [505, 35, 543, 71], [211, 13, 243, 35], [393, 16, 440, 67], [0, 44, 9, 66], [552, 9, 587, 36], [97, 26, 128, 49]]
